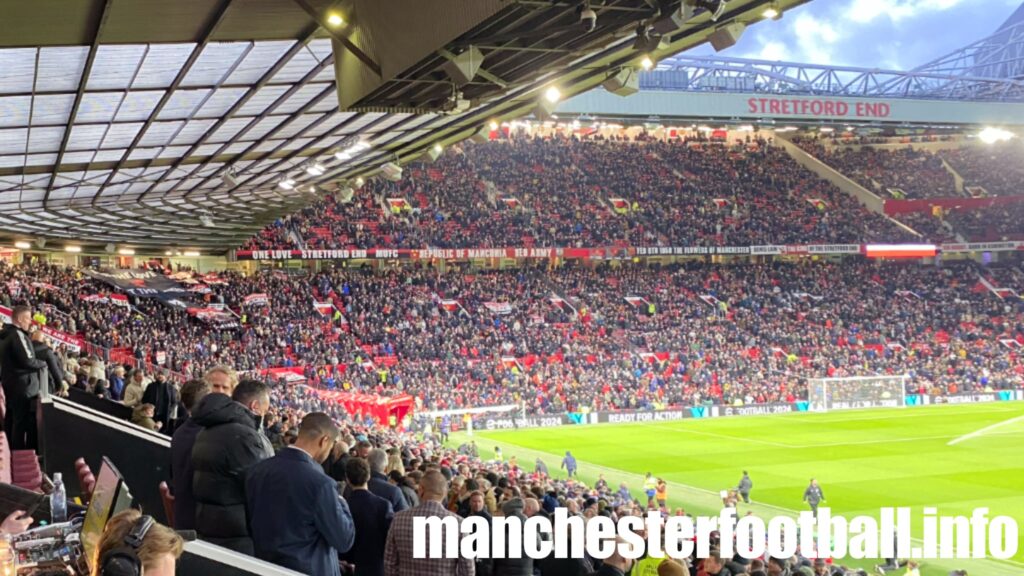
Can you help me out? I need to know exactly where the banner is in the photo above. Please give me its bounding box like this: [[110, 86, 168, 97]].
[[313, 300, 334, 317], [483, 301, 513, 315], [187, 307, 239, 330], [244, 293, 270, 306], [82, 269, 192, 303], [478, 414, 572, 431]]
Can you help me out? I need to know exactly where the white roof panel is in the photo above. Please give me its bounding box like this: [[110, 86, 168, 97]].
[[158, 89, 210, 120], [235, 85, 289, 116], [75, 92, 124, 123], [87, 45, 147, 91], [183, 42, 252, 87], [133, 43, 196, 89], [0, 48, 36, 94], [37, 47, 89, 92], [0, 96, 31, 128], [32, 94, 76, 126], [115, 91, 166, 122], [0, 128, 28, 155], [225, 41, 296, 84]]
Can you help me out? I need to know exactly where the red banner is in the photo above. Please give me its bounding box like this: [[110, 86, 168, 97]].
[[234, 241, 1024, 261]]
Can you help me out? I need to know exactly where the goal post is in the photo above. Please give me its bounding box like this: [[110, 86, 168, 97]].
[[806, 375, 909, 413]]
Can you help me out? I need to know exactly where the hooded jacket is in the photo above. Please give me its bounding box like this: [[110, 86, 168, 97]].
[[0, 324, 45, 399], [190, 393, 273, 554]]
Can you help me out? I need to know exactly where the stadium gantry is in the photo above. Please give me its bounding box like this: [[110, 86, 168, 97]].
[[644, 6, 1024, 102]]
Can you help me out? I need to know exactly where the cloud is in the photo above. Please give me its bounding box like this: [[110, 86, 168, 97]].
[[845, 0, 969, 24], [691, 0, 1016, 71]]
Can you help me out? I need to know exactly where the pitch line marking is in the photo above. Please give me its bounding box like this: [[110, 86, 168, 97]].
[[947, 414, 1024, 446]]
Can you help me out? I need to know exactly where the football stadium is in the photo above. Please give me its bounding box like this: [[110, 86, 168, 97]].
[[0, 1, 1023, 575]]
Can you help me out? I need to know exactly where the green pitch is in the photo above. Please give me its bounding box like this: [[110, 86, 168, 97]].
[[450, 402, 1024, 576]]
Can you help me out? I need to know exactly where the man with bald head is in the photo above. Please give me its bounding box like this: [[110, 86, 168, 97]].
[[384, 469, 474, 576]]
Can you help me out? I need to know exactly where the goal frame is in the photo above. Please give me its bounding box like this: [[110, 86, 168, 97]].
[[806, 375, 909, 413]]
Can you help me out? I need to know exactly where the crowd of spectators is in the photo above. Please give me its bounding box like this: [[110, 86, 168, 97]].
[[243, 133, 920, 252], [4, 255, 1024, 421], [793, 138, 959, 199], [942, 140, 1024, 197], [156, 366, 891, 576]]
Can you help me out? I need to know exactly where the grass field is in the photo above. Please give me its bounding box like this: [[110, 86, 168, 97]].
[[450, 402, 1024, 576]]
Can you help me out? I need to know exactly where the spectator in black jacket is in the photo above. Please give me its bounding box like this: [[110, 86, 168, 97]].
[[346, 448, 409, 513], [142, 372, 178, 432], [30, 331, 64, 396], [170, 379, 210, 531], [489, 498, 534, 576], [190, 379, 273, 553], [0, 305, 45, 450], [342, 457, 393, 576]]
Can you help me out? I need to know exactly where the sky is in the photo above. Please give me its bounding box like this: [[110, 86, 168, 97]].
[[688, 0, 1023, 70]]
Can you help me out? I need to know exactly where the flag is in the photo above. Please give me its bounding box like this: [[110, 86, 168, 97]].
[[244, 293, 270, 306], [806, 198, 827, 211], [388, 198, 410, 213], [483, 301, 513, 315], [712, 198, 730, 209], [608, 198, 630, 214]]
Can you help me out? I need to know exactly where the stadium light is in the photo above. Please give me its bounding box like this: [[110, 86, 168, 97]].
[[640, 55, 655, 70], [305, 163, 325, 176], [544, 86, 562, 104], [65, 245, 82, 253], [164, 250, 173, 256], [183, 250, 201, 257], [118, 248, 135, 255], [326, 12, 344, 27], [354, 176, 365, 188], [14, 240, 31, 250], [762, 2, 782, 20], [979, 127, 1014, 144], [278, 178, 296, 190], [489, 120, 499, 131]]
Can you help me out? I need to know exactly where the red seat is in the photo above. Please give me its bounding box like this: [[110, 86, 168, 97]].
[[159, 481, 175, 528]]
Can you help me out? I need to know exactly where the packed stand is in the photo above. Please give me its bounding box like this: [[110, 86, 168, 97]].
[[239, 134, 919, 252], [5, 255, 1024, 423], [942, 140, 1024, 197]]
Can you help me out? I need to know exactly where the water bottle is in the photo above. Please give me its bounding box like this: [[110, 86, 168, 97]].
[[51, 473, 67, 524]]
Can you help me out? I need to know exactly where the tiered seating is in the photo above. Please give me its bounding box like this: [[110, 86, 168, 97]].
[[5, 256, 1024, 416], [794, 138, 959, 199], [241, 134, 919, 251]]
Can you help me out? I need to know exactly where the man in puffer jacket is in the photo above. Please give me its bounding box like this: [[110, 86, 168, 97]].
[[190, 379, 273, 554]]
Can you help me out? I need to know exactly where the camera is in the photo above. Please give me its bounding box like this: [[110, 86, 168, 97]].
[[580, 7, 596, 31]]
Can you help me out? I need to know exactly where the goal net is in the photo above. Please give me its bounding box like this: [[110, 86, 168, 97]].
[[806, 375, 909, 413]]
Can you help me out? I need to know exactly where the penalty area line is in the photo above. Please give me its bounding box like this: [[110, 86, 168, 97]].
[[947, 414, 1024, 446]]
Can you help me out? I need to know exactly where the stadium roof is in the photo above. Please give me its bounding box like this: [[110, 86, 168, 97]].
[[0, 0, 810, 253]]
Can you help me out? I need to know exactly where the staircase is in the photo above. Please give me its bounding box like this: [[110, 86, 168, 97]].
[[775, 136, 922, 237]]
